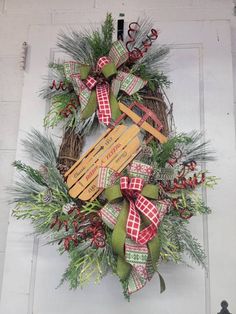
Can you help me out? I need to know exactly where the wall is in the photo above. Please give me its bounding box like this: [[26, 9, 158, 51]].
[[0, 0, 235, 304]]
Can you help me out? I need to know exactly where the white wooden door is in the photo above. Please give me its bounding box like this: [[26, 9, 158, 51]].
[[1, 18, 235, 314]]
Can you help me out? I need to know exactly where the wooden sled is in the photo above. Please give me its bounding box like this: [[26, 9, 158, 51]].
[[64, 101, 168, 201]]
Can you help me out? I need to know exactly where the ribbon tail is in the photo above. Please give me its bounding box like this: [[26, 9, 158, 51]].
[[117, 256, 131, 281], [112, 201, 131, 280], [109, 40, 129, 68], [110, 92, 122, 120], [127, 268, 147, 294], [147, 235, 161, 271], [96, 83, 112, 126], [157, 271, 166, 293], [70, 73, 97, 119], [80, 90, 97, 119], [125, 238, 149, 294]]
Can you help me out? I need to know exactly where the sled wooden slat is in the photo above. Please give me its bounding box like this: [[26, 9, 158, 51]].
[[66, 125, 127, 188], [79, 136, 141, 201], [64, 128, 111, 178], [68, 125, 140, 198]]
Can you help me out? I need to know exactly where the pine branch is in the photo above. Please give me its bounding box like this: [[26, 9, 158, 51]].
[[57, 14, 114, 65], [179, 131, 215, 163], [13, 160, 46, 186], [159, 216, 206, 268], [150, 134, 189, 167], [87, 13, 114, 61], [43, 93, 79, 129], [75, 113, 98, 136], [57, 29, 94, 65], [39, 65, 70, 101], [132, 46, 170, 89], [60, 245, 114, 289], [21, 129, 57, 167], [10, 176, 46, 204]]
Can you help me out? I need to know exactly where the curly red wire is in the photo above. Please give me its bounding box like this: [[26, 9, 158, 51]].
[[159, 161, 206, 220], [59, 98, 77, 118], [50, 79, 67, 91], [126, 22, 159, 62]]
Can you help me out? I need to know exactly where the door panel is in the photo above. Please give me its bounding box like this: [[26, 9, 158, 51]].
[[0, 20, 235, 314]]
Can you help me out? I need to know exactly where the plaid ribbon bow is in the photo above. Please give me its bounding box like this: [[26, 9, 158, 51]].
[[98, 161, 169, 294], [63, 40, 147, 126], [120, 176, 159, 245]]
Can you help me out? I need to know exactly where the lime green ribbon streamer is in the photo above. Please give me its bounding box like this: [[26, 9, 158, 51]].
[[104, 182, 160, 281]]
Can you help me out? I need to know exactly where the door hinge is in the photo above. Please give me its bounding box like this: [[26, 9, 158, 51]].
[[20, 42, 29, 71]]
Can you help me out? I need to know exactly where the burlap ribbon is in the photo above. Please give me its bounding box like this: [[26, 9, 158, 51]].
[[63, 40, 147, 126], [98, 161, 169, 294]]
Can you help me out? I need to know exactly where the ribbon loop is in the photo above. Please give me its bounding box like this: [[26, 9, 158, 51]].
[[120, 176, 129, 190], [97, 56, 117, 78], [128, 177, 145, 192]]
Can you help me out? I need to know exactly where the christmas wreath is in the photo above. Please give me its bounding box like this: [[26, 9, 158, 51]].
[[11, 14, 217, 299]]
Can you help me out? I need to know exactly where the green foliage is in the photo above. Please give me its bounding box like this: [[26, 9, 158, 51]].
[[44, 93, 79, 129], [40, 63, 69, 101], [172, 191, 211, 216], [12, 163, 72, 234], [11, 130, 72, 233], [57, 13, 114, 66], [13, 160, 46, 186], [87, 13, 114, 61], [132, 58, 171, 90], [131, 45, 171, 89], [49, 62, 66, 77], [60, 244, 115, 289], [179, 131, 215, 163], [57, 30, 94, 65], [150, 133, 191, 167], [13, 187, 69, 234], [159, 216, 207, 267], [121, 279, 130, 301], [80, 199, 103, 214], [149, 131, 215, 168], [21, 129, 57, 166]]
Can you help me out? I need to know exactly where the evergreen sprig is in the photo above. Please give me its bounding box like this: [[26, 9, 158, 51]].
[[60, 244, 115, 289], [149, 131, 214, 168], [39, 63, 69, 101], [87, 13, 114, 61], [57, 13, 114, 66], [13, 160, 46, 186], [44, 93, 79, 129], [21, 129, 57, 166], [132, 47, 171, 89], [159, 216, 206, 267]]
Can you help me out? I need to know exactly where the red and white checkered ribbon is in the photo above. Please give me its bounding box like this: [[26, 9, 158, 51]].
[[96, 82, 111, 125], [96, 56, 110, 72], [120, 176, 159, 245], [85, 76, 97, 90], [71, 75, 111, 125]]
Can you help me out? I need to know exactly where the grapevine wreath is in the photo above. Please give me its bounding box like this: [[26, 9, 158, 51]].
[[11, 14, 217, 299]]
